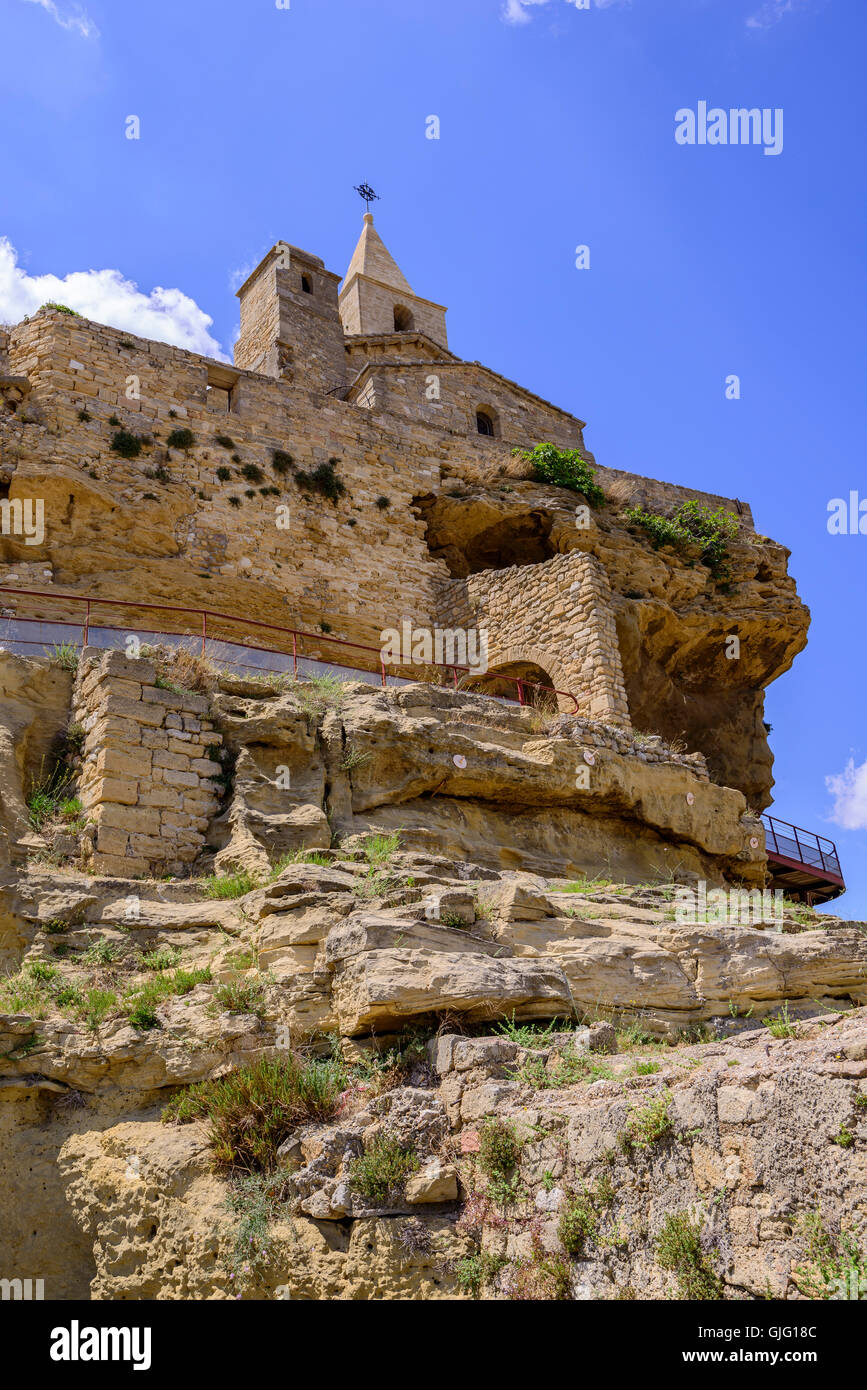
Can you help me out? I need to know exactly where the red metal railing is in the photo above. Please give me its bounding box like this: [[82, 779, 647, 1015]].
[[761, 813, 844, 884], [0, 585, 579, 713]]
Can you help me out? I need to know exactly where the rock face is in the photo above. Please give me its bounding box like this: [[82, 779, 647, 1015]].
[[0, 657, 862, 1302], [39, 1006, 867, 1301], [209, 679, 765, 887]]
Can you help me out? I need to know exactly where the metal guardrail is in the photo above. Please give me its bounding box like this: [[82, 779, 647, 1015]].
[[0, 585, 579, 713], [761, 813, 843, 879]]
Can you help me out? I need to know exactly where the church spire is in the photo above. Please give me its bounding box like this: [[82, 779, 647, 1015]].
[[343, 213, 414, 296], [339, 211, 449, 348]]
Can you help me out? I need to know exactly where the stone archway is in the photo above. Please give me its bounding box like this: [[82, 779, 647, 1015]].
[[463, 654, 563, 710]]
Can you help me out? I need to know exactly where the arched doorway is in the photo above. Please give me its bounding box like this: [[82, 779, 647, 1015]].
[[462, 659, 559, 710]]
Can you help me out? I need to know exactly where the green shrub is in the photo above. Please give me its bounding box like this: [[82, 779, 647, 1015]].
[[271, 449, 294, 474], [624, 499, 739, 581], [77, 408, 91, 422], [228, 495, 241, 507], [215, 435, 235, 449], [127, 999, 160, 1030], [764, 1002, 797, 1038], [201, 870, 260, 899], [216, 465, 232, 481], [295, 457, 345, 504], [82, 988, 118, 1030], [80, 940, 121, 967], [27, 760, 75, 830], [225, 1171, 283, 1280], [618, 1091, 673, 1153], [559, 1193, 597, 1255], [793, 1210, 866, 1299], [348, 1133, 419, 1204], [42, 301, 80, 316], [478, 1116, 522, 1180], [375, 496, 390, 510], [290, 672, 352, 715], [268, 850, 331, 878], [213, 978, 266, 1017], [454, 1251, 506, 1298], [362, 831, 401, 867], [656, 1210, 723, 1299], [241, 462, 264, 483], [110, 429, 142, 459], [140, 946, 182, 971], [162, 1052, 347, 1172], [45, 641, 79, 671], [125, 967, 210, 1029], [167, 427, 195, 451], [513, 442, 605, 507]]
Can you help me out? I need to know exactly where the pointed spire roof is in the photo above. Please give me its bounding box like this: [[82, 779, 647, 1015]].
[[343, 213, 414, 294]]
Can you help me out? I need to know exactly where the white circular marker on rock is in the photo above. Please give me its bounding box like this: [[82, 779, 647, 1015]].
[[583, 750, 596, 766], [749, 836, 759, 849], [453, 754, 467, 769], [686, 792, 695, 805]]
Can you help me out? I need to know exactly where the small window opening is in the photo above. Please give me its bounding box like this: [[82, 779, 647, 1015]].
[[301, 276, 313, 294], [393, 304, 414, 332], [476, 409, 495, 437]]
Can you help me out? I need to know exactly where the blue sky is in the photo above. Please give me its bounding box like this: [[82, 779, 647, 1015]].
[[1, 0, 865, 913]]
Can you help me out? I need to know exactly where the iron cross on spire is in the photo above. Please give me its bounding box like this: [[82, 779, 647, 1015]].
[[353, 182, 380, 214]]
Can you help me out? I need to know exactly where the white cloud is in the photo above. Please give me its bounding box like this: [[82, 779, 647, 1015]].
[[746, 0, 815, 29], [0, 237, 226, 359], [500, 0, 629, 21], [501, 0, 553, 25], [826, 757, 867, 832], [21, 0, 98, 39]]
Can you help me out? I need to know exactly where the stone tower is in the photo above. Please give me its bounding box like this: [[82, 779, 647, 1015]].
[[233, 242, 346, 393], [339, 213, 449, 348]]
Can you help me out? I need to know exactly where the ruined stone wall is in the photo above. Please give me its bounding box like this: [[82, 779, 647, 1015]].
[[73, 649, 222, 876], [439, 550, 630, 723]]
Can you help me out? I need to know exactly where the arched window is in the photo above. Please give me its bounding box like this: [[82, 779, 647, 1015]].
[[393, 304, 414, 331], [301, 275, 313, 294], [476, 408, 496, 437]]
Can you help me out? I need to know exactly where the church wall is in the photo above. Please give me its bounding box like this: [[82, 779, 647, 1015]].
[[351, 361, 586, 450]]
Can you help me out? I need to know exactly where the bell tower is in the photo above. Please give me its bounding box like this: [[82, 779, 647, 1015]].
[[234, 242, 346, 394], [339, 213, 449, 349]]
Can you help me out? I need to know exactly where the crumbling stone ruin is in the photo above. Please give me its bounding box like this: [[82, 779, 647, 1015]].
[[0, 218, 863, 1303]]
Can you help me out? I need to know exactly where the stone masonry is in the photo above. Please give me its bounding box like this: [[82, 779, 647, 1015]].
[[73, 650, 223, 876], [439, 551, 631, 722]]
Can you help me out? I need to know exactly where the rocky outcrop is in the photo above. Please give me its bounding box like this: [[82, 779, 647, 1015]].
[[210, 680, 766, 887], [46, 1006, 867, 1300]]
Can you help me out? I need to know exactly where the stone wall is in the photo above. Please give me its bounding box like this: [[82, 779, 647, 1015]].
[[73, 649, 223, 876], [3, 309, 445, 647], [346, 359, 587, 451], [438, 550, 631, 723]]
